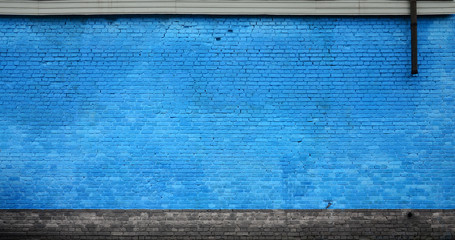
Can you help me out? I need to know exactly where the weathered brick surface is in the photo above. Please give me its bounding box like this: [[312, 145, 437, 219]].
[[0, 210, 454, 239], [0, 15, 455, 209]]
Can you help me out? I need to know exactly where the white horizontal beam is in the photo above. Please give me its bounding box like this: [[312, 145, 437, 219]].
[[0, 0, 454, 15]]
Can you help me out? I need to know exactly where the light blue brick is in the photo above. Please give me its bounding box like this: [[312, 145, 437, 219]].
[[0, 15, 454, 209]]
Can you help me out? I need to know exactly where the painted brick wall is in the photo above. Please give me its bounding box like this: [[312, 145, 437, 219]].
[[0, 16, 454, 209]]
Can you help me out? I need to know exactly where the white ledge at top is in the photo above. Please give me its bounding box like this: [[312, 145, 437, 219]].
[[0, 0, 454, 16]]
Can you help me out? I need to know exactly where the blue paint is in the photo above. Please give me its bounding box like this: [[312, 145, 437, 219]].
[[0, 16, 454, 209]]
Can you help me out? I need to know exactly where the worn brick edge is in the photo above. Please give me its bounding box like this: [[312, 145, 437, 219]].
[[0, 209, 454, 239]]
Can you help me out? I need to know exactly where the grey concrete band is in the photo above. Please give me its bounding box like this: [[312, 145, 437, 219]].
[[0, 209, 454, 239]]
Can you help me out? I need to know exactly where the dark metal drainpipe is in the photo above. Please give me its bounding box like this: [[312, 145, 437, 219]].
[[410, 0, 418, 74]]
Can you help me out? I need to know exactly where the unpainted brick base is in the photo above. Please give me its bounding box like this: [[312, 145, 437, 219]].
[[0, 210, 454, 240]]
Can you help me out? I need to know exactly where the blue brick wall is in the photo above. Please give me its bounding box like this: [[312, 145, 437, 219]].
[[0, 16, 454, 209]]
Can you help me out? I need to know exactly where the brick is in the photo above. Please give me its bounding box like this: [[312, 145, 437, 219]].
[[0, 16, 454, 211]]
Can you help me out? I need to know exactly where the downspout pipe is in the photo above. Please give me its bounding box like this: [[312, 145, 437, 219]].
[[410, 0, 418, 74]]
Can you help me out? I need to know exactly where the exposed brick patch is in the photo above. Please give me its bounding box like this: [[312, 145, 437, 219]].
[[0, 210, 454, 239]]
